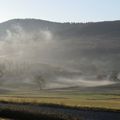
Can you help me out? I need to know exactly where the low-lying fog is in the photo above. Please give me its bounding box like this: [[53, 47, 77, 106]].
[[0, 23, 119, 90]]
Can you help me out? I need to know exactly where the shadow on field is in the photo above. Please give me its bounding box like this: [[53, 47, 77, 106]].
[[0, 102, 120, 120], [0, 109, 65, 120]]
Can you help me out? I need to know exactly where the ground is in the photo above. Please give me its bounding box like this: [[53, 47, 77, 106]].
[[0, 90, 120, 110]]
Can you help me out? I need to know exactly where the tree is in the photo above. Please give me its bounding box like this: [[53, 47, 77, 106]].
[[34, 75, 45, 90], [109, 71, 120, 81]]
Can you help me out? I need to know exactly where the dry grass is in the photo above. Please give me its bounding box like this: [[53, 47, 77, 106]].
[[0, 92, 120, 110]]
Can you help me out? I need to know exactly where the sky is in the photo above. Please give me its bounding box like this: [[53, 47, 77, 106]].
[[0, 0, 120, 23]]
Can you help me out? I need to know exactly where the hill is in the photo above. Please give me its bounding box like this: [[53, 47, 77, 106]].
[[0, 19, 120, 92]]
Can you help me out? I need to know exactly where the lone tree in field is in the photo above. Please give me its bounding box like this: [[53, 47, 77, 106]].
[[0, 64, 5, 86], [0, 69, 3, 78], [35, 75, 45, 90], [0, 63, 5, 78], [109, 71, 120, 81]]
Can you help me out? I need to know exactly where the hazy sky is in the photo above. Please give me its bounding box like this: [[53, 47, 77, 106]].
[[0, 0, 120, 23]]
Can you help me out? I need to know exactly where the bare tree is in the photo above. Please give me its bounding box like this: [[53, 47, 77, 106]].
[[0, 64, 5, 86], [109, 71, 120, 81], [34, 75, 45, 90]]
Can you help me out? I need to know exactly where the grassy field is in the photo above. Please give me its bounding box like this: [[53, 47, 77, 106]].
[[0, 91, 120, 110]]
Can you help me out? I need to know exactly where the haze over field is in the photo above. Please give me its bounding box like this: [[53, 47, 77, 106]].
[[0, 1, 120, 120], [0, 19, 120, 92]]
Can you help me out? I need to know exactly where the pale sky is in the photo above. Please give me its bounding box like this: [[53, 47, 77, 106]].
[[0, 0, 120, 23]]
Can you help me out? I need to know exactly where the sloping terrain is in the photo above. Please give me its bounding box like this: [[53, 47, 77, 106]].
[[0, 19, 120, 92]]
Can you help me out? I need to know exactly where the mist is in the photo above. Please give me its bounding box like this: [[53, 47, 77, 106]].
[[0, 19, 120, 91]]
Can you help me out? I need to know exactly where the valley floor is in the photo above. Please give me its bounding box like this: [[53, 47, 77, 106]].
[[0, 91, 120, 110], [0, 91, 120, 120]]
